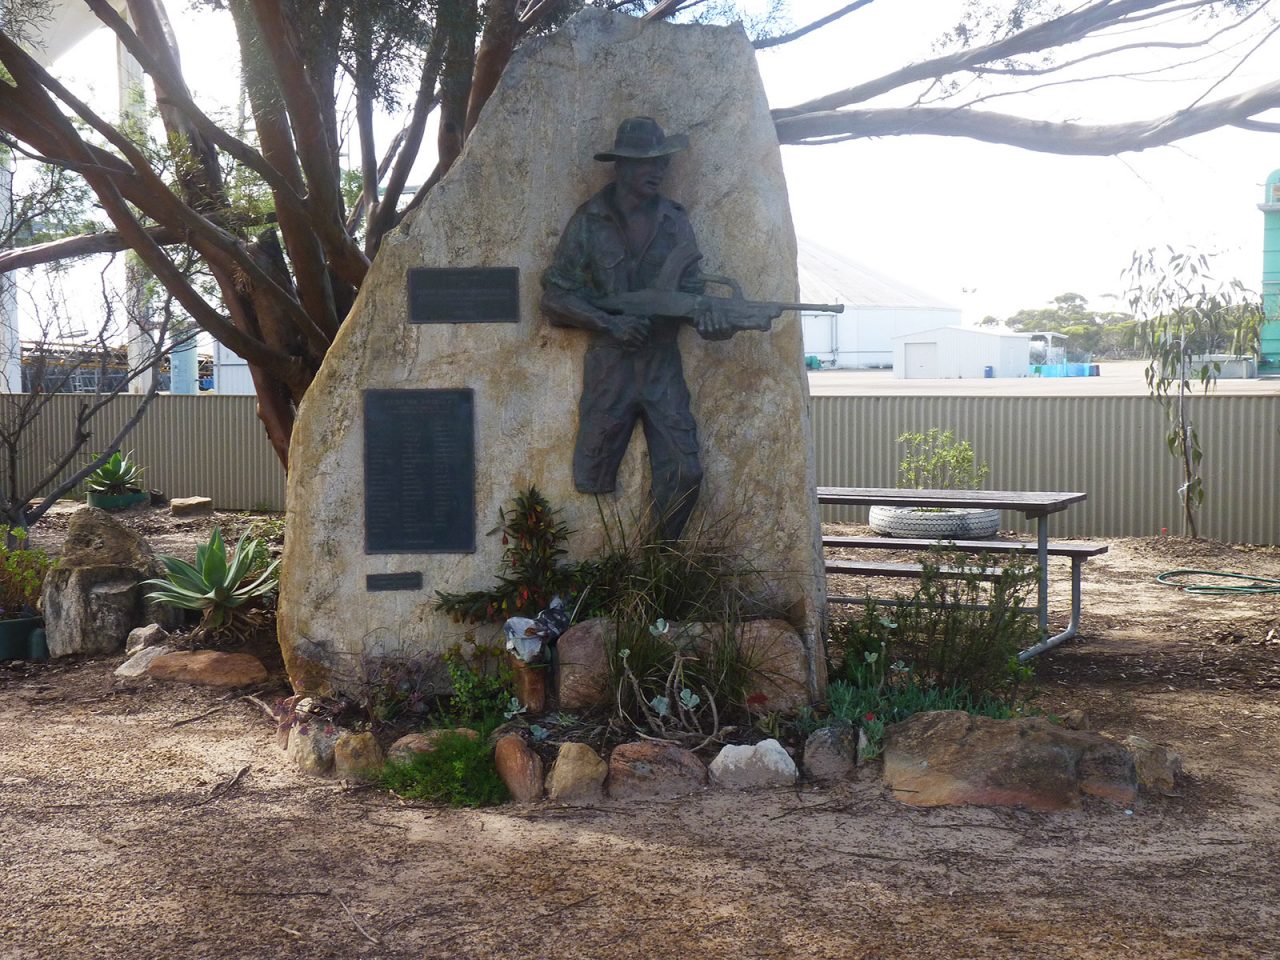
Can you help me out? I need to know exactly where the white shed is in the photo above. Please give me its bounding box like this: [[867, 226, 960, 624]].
[[212, 341, 256, 395], [892, 327, 1031, 379], [798, 238, 961, 369]]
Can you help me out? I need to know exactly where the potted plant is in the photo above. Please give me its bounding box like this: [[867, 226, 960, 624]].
[[868, 429, 1001, 539], [85, 450, 149, 510], [0, 531, 52, 660]]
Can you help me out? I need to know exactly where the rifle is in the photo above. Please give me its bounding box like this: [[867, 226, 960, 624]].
[[591, 248, 843, 333]]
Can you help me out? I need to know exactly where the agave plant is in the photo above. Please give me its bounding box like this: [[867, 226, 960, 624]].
[[143, 527, 280, 631], [86, 450, 145, 495]]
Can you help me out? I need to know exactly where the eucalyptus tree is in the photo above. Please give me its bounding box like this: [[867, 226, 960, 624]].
[[0, 0, 1276, 467], [1125, 248, 1263, 538]]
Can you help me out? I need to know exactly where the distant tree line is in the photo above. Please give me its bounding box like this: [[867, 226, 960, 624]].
[[980, 290, 1260, 362]]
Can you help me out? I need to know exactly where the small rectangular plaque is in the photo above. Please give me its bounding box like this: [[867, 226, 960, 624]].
[[408, 267, 520, 324], [366, 572, 424, 592], [364, 388, 476, 554]]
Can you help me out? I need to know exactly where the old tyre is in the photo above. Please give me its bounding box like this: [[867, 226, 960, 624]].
[[867, 505, 1001, 540]]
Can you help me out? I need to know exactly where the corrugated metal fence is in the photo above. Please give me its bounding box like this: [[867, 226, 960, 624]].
[[812, 395, 1280, 544], [11, 392, 1279, 544], [13, 394, 285, 511]]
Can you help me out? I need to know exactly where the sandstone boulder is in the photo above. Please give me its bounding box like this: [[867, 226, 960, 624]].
[[145, 650, 268, 688], [494, 734, 544, 803], [556, 619, 613, 710], [334, 731, 385, 781], [387, 727, 481, 763], [607, 741, 707, 800], [42, 507, 174, 657], [114, 643, 175, 678], [287, 723, 339, 777], [736, 620, 809, 714], [546, 742, 607, 803], [709, 739, 797, 789], [276, 8, 826, 703], [125, 623, 169, 655], [803, 726, 859, 781], [1124, 735, 1183, 796], [169, 497, 213, 517], [882, 711, 1136, 811]]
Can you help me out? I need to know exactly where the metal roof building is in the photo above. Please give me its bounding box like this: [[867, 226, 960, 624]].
[[798, 238, 961, 369]]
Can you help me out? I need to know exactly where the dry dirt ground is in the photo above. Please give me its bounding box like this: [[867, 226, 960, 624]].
[[2, 509, 1279, 959]]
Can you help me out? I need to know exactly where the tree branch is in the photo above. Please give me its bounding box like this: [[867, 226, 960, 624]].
[[774, 77, 1280, 153], [370, 30, 445, 247], [773, 0, 1203, 117], [753, 1, 875, 50]]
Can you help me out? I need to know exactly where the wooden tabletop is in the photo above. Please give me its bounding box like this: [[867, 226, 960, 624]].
[[816, 487, 1087, 517]]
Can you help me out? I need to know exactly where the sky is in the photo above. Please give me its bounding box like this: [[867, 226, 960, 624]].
[[31, 0, 1280, 332], [755, 0, 1280, 323]]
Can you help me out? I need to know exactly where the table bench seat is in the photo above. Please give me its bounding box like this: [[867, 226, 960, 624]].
[[822, 535, 1108, 560], [825, 559, 1007, 581]]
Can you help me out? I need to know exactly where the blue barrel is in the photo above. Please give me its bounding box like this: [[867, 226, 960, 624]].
[[983, 365, 994, 378]]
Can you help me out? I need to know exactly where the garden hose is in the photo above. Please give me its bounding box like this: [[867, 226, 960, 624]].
[[1155, 569, 1280, 596]]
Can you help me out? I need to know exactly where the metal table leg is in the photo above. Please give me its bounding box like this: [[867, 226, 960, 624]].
[[1020, 556, 1083, 661], [1036, 513, 1049, 637]]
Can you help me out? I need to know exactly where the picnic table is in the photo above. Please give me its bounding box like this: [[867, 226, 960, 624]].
[[816, 487, 1100, 660]]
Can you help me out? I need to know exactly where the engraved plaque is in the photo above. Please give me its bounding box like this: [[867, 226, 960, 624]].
[[364, 389, 475, 554], [366, 572, 424, 592], [408, 267, 519, 324]]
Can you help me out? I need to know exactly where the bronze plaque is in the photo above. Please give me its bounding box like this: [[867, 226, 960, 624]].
[[364, 389, 475, 554], [366, 572, 424, 592], [408, 267, 519, 323]]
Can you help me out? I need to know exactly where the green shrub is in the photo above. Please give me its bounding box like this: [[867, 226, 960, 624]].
[[830, 550, 1037, 698], [588, 518, 778, 743], [441, 646, 513, 728], [826, 550, 1038, 759], [378, 730, 508, 808], [0, 529, 51, 620], [895, 429, 988, 490], [434, 487, 588, 624]]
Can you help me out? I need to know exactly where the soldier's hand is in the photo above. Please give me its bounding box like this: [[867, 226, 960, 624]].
[[607, 314, 650, 347], [694, 303, 734, 341]]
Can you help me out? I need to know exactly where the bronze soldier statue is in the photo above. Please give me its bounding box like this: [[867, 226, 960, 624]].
[[541, 116, 840, 539], [541, 117, 725, 540]]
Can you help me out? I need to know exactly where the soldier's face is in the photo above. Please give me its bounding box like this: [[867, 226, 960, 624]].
[[616, 156, 670, 201]]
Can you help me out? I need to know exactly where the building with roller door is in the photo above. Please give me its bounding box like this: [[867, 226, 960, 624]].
[[798, 237, 961, 369], [892, 326, 1031, 379]]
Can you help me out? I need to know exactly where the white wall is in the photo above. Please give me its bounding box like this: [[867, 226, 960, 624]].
[[803, 306, 959, 368], [893, 328, 1030, 379], [212, 341, 255, 395]]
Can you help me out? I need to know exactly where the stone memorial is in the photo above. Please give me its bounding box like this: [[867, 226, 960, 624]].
[[279, 9, 827, 699]]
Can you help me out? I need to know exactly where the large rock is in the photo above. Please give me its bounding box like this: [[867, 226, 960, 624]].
[[169, 497, 213, 517], [556, 619, 613, 710], [803, 726, 859, 781], [494, 733, 544, 803], [333, 731, 385, 781], [882, 711, 1137, 811], [145, 650, 269, 688], [606, 741, 707, 800], [546, 742, 607, 803], [277, 9, 825, 702], [1124, 735, 1184, 796], [709, 739, 797, 789], [114, 643, 175, 678], [287, 723, 339, 777], [41, 507, 173, 657], [387, 727, 480, 763], [736, 620, 809, 714]]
